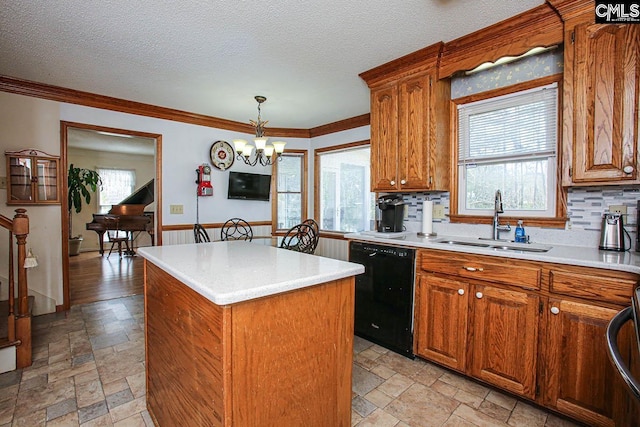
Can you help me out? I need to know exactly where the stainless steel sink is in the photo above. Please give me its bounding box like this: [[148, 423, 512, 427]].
[[434, 240, 491, 248], [433, 238, 551, 253], [490, 245, 551, 253]]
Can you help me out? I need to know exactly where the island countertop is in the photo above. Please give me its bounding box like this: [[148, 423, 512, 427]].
[[137, 241, 364, 305]]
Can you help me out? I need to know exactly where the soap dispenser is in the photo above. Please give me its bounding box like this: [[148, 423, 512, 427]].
[[515, 220, 526, 243]]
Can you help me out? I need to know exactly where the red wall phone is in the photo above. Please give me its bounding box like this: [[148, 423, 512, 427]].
[[196, 164, 213, 196]]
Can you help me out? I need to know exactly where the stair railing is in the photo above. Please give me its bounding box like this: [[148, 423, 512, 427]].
[[0, 208, 31, 368]]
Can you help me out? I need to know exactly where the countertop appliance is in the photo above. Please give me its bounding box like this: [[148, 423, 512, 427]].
[[377, 194, 405, 233], [606, 287, 640, 420], [599, 212, 626, 252], [349, 241, 415, 358]]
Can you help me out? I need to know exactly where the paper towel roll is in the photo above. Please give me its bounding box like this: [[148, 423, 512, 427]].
[[422, 201, 433, 235]]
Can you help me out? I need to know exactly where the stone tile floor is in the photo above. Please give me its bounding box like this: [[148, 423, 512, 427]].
[[0, 295, 580, 426]]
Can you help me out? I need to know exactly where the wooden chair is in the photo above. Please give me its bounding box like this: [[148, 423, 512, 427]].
[[193, 224, 210, 243], [104, 215, 131, 258], [280, 223, 317, 254], [220, 218, 253, 241]]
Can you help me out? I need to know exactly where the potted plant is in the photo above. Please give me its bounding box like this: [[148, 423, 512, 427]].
[[68, 164, 101, 256]]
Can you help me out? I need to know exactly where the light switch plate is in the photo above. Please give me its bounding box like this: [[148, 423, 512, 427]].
[[609, 205, 627, 214], [432, 204, 446, 219], [169, 204, 184, 214], [0, 177, 6, 190]]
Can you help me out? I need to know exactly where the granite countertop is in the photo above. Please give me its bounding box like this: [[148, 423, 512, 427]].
[[137, 241, 364, 305], [345, 232, 640, 274]]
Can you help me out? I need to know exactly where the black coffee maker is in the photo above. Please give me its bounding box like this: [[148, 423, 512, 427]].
[[377, 194, 406, 232]]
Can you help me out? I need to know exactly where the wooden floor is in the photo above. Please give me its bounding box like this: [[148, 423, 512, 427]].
[[69, 250, 143, 306]]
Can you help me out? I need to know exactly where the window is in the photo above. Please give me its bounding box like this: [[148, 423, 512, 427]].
[[273, 151, 306, 232], [457, 83, 558, 218], [97, 168, 136, 213], [315, 142, 375, 233]]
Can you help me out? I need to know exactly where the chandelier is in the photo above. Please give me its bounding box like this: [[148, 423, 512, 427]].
[[233, 96, 286, 166]]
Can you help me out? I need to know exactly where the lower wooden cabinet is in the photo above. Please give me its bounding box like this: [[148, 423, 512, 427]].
[[415, 275, 469, 372], [415, 274, 539, 399], [544, 298, 627, 427], [415, 249, 639, 427], [470, 285, 539, 400]]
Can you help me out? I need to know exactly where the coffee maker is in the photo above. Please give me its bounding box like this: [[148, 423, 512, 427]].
[[377, 194, 406, 232]]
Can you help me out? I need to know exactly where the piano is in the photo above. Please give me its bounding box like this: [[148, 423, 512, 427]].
[[86, 179, 155, 255]]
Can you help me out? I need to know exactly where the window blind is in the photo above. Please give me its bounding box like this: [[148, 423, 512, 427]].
[[458, 83, 557, 166]]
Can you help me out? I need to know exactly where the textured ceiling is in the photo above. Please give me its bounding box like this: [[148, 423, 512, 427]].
[[0, 0, 544, 129]]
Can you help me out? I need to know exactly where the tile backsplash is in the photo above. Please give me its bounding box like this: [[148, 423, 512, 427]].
[[399, 185, 639, 248]]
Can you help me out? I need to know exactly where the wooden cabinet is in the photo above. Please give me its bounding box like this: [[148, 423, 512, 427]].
[[415, 274, 469, 372], [5, 149, 60, 205], [470, 284, 539, 399], [360, 43, 450, 192], [415, 248, 640, 426], [543, 264, 639, 427], [544, 298, 623, 427], [416, 250, 542, 399], [560, 14, 640, 185]]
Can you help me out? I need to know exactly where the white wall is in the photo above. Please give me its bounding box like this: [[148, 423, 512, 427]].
[[0, 92, 62, 313]]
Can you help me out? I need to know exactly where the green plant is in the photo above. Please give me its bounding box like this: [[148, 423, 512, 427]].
[[68, 164, 102, 239]]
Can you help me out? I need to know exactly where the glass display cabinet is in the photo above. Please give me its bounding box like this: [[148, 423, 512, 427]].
[[5, 149, 61, 205]]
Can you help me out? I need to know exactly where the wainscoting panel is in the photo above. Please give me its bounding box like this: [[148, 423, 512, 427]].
[[162, 225, 273, 246], [316, 238, 349, 261]]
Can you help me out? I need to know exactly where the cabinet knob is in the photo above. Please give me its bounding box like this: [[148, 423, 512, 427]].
[[623, 165, 634, 174], [475, 292, 483, 299], [458, 289, 465, 296], [400, 179, 407, 185], [390, 180, 396, 186], [550, 306, 560, 315]]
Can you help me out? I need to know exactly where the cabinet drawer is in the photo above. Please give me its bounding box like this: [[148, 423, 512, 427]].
[[549, 267, 638, 305], [420, 250, 541, 290]]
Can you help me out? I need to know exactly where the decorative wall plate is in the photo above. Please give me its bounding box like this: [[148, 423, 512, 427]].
[[210, 140, 235, 171]]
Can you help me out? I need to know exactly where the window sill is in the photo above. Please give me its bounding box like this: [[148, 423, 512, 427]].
[[448, 214, 567, 229]]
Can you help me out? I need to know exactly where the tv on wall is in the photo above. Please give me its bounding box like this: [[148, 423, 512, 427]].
[[227, 171, 271, 201]]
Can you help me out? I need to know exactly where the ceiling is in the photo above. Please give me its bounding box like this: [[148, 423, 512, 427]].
[[1, 0, 544, 130]]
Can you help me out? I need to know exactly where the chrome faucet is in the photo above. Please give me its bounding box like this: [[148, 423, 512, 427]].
[[492, 190, 511, 240]]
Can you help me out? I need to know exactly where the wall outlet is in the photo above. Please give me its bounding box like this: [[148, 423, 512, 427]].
[[609, 205, 627, 214], [169, 204, 184, 214], [432, 204, 446, 219]]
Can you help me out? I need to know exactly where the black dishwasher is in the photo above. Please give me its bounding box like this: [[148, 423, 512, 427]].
[[349, 241, 415, 358]]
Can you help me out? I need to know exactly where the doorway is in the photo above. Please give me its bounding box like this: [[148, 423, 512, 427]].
[[60, 121, 162, 310]]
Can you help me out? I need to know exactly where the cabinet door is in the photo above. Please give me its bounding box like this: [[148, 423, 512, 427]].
[[370, 85, 399, 191], [572, 23, 639, 183], [470, 285, 539, 399], [415, 274, 469, 372], [545, 298, 628, 427], [398, 73, 431, 191]]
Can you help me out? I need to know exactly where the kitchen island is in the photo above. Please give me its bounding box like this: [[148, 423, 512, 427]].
[[137, 241, 364, 427]]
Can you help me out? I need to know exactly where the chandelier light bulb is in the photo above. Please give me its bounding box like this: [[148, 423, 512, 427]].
[[264, 145, 275, 157], [272, 141, 286, 153]]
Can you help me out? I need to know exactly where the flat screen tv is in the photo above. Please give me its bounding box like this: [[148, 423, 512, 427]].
[[227, 171, 271, 201]]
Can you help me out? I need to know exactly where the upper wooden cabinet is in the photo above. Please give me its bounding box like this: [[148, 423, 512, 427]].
[[5, 149, 61, 205], [360, 43, 450, 193], [560, 14, 640, 185]]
